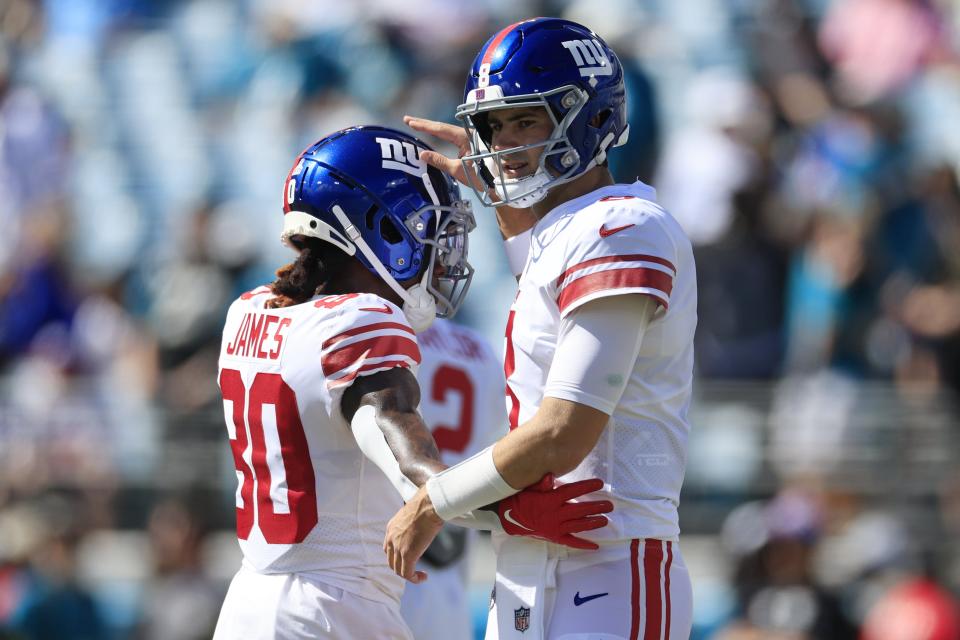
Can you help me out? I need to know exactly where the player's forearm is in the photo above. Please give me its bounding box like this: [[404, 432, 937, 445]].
[[421, 402, 605, 522], [346, 368, 446, 499], [377, 407, 447, 486], [492, 397, 609, 490], [351, 405, 443, 501]]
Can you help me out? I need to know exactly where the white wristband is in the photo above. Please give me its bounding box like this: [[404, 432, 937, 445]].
[[426, 446, 515, 521], [503, 229, 532, 277]]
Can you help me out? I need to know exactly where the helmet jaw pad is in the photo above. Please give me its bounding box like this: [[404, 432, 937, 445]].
[[281, 210, 356, 257]]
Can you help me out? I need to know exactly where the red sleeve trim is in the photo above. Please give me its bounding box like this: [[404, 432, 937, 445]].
[[556, 254, 676, 288], [321, 322, 416, 350], [557, 268, 672, 314], [321, 335, 421, 378], [327, 360, 415, 388]]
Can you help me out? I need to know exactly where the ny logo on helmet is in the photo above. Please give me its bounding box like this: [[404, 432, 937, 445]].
[[376, 137, 424, 177], [561, 39, 612, 86]]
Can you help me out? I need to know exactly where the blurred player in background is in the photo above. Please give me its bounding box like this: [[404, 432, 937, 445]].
[[387, 18, 697, 639], [401, 318, 508, 639], [213, 125, 612, 639]]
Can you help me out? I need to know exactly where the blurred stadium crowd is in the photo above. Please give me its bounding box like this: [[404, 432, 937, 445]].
[[1, 0, 959, 638]]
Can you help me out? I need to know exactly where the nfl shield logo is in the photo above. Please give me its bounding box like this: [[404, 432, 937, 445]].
[[514, 607, 530, 633], [476, 89, 486, 100]]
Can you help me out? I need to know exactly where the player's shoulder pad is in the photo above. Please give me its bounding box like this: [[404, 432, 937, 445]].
[[547, 195, 680, 315], [317, 293, 420, 389], [558, 197, 678, 276], [575, 194, 671, 239], [312, 292, 411, 330], [228, 284, 273, 314], [236, 284, 273, 303]]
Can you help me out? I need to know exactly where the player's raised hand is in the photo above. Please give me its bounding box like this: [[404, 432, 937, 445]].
[[404, 115, 482, 190], [383, 485, 445, 583], [404, 116, 470, 154], [497, 474, 613, 550]]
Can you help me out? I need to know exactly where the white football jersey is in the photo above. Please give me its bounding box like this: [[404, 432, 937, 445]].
[[401, 319, 507, 640], [506, 180, 697, 542], [415, 318, 508, 466], [217, 287, 421, 606]]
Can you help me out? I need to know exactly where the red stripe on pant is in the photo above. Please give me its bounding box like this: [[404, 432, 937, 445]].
[[664, 542, 673, 637], [630, 539, 672, 640], [643, 540, 664, 640], [630, 539, 641, 639]]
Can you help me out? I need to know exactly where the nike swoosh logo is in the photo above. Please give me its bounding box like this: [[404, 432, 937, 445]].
[[502, 509, 532, 531], [599, 223, 635, 238], [574, 591, 609, 606], [359, 305, 393, 314]]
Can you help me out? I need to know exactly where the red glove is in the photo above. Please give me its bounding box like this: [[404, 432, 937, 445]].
[[497, 474, 613, 550]]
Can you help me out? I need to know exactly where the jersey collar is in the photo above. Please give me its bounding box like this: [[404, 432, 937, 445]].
[[533, 180, 658, 235]]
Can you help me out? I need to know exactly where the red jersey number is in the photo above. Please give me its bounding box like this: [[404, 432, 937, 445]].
[[219, 368, 318, 544], [314, 293, 359, 309], [429, 365, 475, 454]]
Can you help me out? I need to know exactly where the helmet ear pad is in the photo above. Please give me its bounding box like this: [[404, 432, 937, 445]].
[[542, 81, 627, 177], [292, 164, 430, 283], [363, 200, 430, 281]]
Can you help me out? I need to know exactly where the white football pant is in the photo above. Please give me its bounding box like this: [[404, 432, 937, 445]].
[[485, 538, 692, 640], [213, 564, 413, 639]]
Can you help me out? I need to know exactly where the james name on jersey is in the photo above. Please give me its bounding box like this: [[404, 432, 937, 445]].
[[224, 288, 292, 360]]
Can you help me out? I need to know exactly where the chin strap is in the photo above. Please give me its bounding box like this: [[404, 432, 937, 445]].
[[500, 169, 553, 208], [399, 282, 437, 333], [330, 205, 436, 332]]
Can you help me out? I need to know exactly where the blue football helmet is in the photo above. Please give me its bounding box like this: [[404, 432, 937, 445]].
[[281, 126, 475, 329], [456, 18, 629, 208]]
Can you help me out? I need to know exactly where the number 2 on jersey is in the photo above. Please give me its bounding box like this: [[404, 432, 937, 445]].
[[429, 365, 474, 454], [219, 368, 318, 544]]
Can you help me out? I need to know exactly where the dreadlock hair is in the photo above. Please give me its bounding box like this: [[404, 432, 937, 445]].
[[266, 235, 353, 308]]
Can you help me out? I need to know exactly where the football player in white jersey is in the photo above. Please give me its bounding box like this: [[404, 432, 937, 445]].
[[213, 125, 614, 640], [400, 319, 508, 639], [386, 18, 697, 640]]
